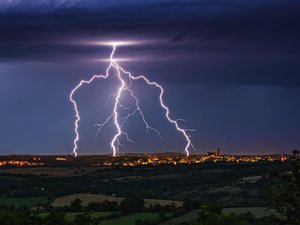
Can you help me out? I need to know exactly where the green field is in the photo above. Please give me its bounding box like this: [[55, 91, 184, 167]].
[[223, 207, 277, 218], [39, 211, 118, 220], [52, 193, 182, 208], [0, 197, 47, 207], [161, 207, 277, 225], [100, 213, 160, 225], [0, 175, 27, 181], [160, 210, 200, 225]]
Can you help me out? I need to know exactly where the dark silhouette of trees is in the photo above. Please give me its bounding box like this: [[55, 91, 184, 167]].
[[191, 204, 253, 225], [73, 213, 97, 225], [70, 198, 82, 211], [43, 210, 68, 225], [0, 211, 18, 225], [264, 159, 300, 225], [86, 200, 119, 211], [120, 198, 145, 214]]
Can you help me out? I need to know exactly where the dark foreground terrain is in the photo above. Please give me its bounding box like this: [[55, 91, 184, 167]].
[[0, 154, 299, 225]]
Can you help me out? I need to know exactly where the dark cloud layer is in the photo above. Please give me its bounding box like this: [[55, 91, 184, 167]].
[[0, 0, 299, 86]]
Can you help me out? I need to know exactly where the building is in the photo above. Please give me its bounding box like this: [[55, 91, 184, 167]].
[[292, 149, 300, 160], [207, 147, 221, 157]]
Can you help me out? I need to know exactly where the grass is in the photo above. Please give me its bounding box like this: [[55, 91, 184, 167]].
[[0, 197, 47, 207], [161, 207, 278, 224], [52, 194, 124, 207], [160, 210, 200, 225], [40, 212, 160, 224], [53, 193, 182, 208], [0, 175, 27, 181], [100, 212, 160, 225], [1, 167, 98, 177], [223, 207, 277, 218], [39, 211, 118, 220]]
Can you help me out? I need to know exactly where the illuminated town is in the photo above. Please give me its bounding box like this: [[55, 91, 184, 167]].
[[0, 148, 289, 168]]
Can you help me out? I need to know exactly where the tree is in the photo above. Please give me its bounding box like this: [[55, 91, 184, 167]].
[[158, 211, 167, 221], [73, 213, 97, 225], [263, 159, 300, 225], [0, 211, 19, 225], [70, 198, 82, 211], [191, 204, 251, 225], [43, 210, 68, 225], [182, 198, 194, 211], [135, 219, 156, 225], [191, 204, 223, 225], [120, 198, 145, 214]]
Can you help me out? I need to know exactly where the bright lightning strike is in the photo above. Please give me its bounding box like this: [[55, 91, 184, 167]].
[[70, 43, 195, 157]]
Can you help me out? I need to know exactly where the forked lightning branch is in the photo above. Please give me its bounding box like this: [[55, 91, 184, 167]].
[[70, 43, 195, 157]]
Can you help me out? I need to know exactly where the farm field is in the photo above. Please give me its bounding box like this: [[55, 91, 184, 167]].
[[39, 211, 118, 220], [223, 207, 277, 218], [100, 212, 160, 225], [160, 207, 276, 225], [0, 167, 98, 177], [0, 197, 47, 207], [0, 160, 292, 225], [52, 193, 183, 207], [0, 175, 27, 181], [160, 209, 200, 225]]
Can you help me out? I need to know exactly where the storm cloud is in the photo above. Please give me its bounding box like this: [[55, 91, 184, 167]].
[[0, 0, 299, 86]]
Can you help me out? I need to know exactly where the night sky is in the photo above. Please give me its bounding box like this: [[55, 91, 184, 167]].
[[0, 0, 299, 155]]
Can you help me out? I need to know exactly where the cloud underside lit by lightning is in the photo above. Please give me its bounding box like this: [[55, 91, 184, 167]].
[[70, 44, 195, 157]]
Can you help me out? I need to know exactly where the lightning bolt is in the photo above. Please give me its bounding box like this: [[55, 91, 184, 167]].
[[70, 44, 195, 157]]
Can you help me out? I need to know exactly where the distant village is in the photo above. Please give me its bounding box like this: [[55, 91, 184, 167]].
[[0, 148, 296, 168]]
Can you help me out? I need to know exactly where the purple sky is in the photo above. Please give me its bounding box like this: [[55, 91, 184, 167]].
[[0, 0, 299, 155]]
